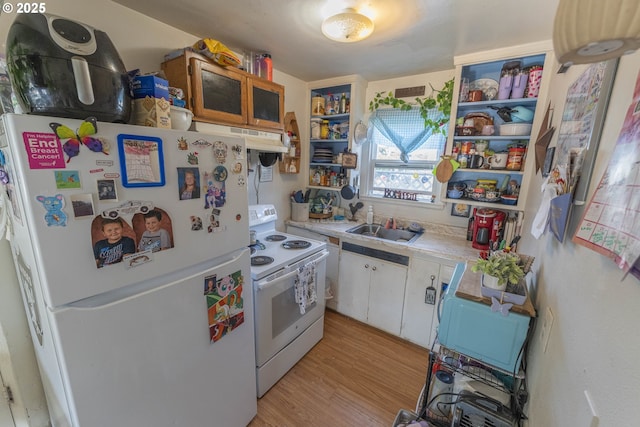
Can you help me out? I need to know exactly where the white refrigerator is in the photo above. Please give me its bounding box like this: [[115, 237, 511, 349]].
[[0, 113, 257, 427]]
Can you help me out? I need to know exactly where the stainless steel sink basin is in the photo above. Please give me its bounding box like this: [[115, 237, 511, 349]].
[[345, 223, 422, 244]]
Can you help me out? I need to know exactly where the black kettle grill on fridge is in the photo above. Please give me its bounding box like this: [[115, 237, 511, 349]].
[[6, 13, 132, 122]]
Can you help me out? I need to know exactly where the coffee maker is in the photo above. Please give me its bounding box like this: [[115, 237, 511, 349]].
[[472, 208, 506, 250]]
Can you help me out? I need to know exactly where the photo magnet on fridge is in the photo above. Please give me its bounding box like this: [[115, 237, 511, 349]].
[[70, 194, 95, 218], [54, 170, 81, 189]]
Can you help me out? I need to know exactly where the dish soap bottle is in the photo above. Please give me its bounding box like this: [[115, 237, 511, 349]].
[[366, 206, 374, 225]]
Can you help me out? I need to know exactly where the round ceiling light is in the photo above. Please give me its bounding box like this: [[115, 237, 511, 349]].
[[321, 8, 374, 43]]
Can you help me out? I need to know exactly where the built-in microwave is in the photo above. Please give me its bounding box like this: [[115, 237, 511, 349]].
[[162, 50, 284, 131]]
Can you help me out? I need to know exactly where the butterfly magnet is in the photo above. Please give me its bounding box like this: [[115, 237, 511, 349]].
[[50, 117, 109, 163]]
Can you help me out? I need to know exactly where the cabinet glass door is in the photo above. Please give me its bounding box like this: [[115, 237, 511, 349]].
[[247, 78, 284, 130], [191, 59, 247, 125]]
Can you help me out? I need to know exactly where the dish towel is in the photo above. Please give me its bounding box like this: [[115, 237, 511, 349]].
[[294, 261, 317, 314]]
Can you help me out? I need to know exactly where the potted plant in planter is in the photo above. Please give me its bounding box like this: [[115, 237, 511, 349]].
[[471, 252, 525, 291]]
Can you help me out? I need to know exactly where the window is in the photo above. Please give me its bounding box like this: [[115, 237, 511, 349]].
[[365, 107, 447, 203]]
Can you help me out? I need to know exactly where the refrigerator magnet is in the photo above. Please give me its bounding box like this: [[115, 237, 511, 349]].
[[49, 116, 108, 164], [177, 137, 188, 150], [70, 194, 95, 218], [213, 166, 228, 182], [190, 216, 203, 231], [237, 175, 245, 186], [35, 194, 67, 226], [192, 138, 212, 148], [232, 162, 242, 174], [177, 167, 201, 200], [213, 141, 228, 164], [231, 144, 244, 159], [187, 152, 198, 165], [54, 170, 81, 189], [117, 134, 166, 188], [97, 179, 118, 201], [123, 251, 153, 269]]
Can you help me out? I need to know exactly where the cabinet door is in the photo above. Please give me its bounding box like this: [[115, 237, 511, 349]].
[[401, 257, 441, 347], [367, 261, 407, 335], [325, 243, 340, 310], [190, 58, 247, 125], [247, 78, 284, 130], [336, 251, 370, 322]]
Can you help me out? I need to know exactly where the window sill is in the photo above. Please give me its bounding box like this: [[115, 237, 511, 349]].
[[358, 194, 446, 211]]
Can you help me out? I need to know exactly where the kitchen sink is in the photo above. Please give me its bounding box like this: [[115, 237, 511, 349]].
[[345, 223, 422, 244]]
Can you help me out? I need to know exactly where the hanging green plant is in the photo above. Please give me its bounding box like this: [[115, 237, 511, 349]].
[[368, 78, 454, 136]]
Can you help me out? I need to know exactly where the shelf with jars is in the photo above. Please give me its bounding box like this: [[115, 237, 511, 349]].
[[307, 76, 366, 193], [442, 43, 554, 211], [279, 112, 301, 174]]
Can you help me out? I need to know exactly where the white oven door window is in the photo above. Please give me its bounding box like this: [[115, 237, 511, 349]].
[[254, 251, 328, 366]]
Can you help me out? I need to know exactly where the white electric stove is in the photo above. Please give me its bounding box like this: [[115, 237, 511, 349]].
[[248, 205, 328, 397]]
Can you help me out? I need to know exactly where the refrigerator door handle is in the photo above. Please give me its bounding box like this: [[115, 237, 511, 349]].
[[65, 249, 249, 309]]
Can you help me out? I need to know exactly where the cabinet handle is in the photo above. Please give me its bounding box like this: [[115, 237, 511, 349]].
[[372, 266, 377, 271]]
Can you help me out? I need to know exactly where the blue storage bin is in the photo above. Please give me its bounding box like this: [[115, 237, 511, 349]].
[[437, 262, 531, 373]]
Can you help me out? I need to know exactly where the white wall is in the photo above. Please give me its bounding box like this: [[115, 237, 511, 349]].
[[246, 70, 308, 231], [520, 52, 640, 426]]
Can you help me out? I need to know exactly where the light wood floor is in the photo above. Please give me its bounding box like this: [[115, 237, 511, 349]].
[[248, 309, 430, 427]]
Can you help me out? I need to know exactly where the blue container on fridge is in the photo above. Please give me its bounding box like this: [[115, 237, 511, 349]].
[[437, 263, 531, 373]]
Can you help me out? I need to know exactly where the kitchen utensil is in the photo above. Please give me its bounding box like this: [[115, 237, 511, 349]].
[[468, 90, 483, 102], [459, 77, 470, 102], [469, 78, 499, 100], [435, 155, 455, 183], [170, 106, 194, 130], [447, 188, 464, 199], [341, 182, 356, 200], [510, 106, 535, 123], [498, 123, 532, 136], [468, 154, 485, 169], [353, 121, 368, 146], [488, 153, 508, 169]]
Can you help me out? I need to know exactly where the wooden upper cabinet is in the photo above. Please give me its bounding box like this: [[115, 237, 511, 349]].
[[191, 57, 247, 125], [247, 78, 285, 130], [161, 51, 284, 131]]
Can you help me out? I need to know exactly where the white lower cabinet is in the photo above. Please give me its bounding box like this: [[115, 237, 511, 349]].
[[400, 257, 456, 348], [336, 251, 372, 323], [337, 245, 408, 335]]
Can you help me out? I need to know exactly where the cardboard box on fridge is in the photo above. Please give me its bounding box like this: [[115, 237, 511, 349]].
[[132, 75, 170, 99], [133, 96, 172, 129]]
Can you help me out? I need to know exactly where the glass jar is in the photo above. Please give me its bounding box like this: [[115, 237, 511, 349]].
[[320, 120, 330, 139]]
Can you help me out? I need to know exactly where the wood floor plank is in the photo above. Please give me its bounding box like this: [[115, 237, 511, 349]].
[[248, 310, 430, 426]]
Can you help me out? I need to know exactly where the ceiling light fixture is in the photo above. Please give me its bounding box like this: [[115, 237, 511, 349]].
[[553, 0, 640, 66], [321, 8, 374, 43]]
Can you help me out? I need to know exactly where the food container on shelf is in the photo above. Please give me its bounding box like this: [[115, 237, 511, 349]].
[[506, 146, 526, 170], [311, 96, 325, 115], [501, 195, 518, 205], [498, 123, 532, 136], [170, 106, 193, 130]]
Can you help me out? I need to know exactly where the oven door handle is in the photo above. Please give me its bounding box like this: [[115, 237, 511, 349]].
[[256, 250, 330, 291]]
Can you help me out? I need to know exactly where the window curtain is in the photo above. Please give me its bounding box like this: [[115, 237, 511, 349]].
[[368, 107, 444, 163]]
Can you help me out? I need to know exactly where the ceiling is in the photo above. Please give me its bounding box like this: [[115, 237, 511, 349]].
[[114, 0, 560, 82]]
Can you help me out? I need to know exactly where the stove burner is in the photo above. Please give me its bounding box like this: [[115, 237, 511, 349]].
[[249, 241, 265, 253], [282, 240, 311, 249], [265, 234, 287, 242], [251, 255, 274, 266]]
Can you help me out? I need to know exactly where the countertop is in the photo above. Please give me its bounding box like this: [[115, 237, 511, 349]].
[[455, 266, 536, 317], [285, 219, 480, 263]]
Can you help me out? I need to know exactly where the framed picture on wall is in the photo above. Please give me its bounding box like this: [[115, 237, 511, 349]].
[[341, 152, 358, 169], [451, 202, 470, 218]]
